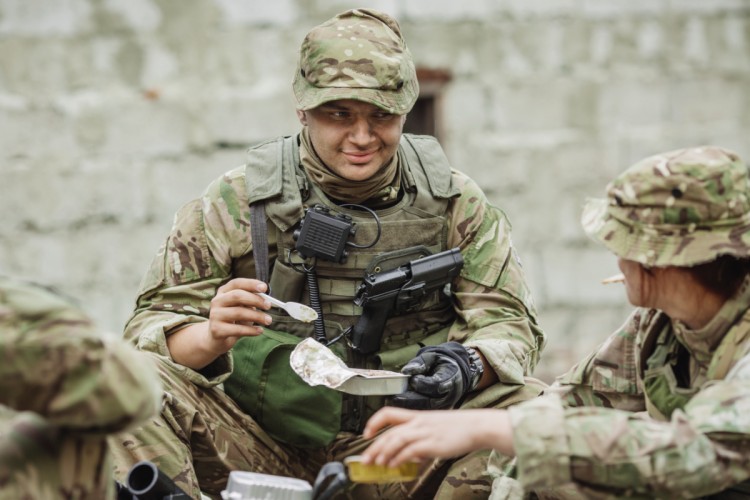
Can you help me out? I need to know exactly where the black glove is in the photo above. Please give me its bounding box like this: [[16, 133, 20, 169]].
[[391, 342, 478, 410]]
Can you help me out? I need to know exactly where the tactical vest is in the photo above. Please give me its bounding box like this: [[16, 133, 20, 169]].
[[224, 133, 462, 447]]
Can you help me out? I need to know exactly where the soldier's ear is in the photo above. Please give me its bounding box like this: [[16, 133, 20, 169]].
[[297, 110, 307, 125]]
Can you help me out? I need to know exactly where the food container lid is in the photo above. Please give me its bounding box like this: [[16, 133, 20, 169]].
[[290, 338, 409, 395]]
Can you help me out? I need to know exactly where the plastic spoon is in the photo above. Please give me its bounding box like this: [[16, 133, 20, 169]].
[[258, 293, 319, 323]]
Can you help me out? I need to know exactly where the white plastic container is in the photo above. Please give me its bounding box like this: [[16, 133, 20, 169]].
[[220, 471, 313, 500]]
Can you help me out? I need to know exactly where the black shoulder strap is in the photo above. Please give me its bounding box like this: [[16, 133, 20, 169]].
[[249, 202, 270, 285]]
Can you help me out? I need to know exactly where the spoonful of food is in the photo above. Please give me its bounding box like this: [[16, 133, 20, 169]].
[[258, 293, 318, 323]]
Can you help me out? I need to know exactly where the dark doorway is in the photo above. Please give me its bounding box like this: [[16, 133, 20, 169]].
[[403, 68, 452, 141]]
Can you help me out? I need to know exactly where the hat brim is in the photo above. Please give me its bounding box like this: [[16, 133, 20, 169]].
[[581, 198, 750, 267], [293, 70, 418, 115]]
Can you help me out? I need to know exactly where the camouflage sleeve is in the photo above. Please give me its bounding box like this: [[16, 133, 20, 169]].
[[124, 166, 252, 387], [445, 170, 545, 389], [545, 309, 647, 412], [0, 278, 162, 432], [509, 351, 750, 497]]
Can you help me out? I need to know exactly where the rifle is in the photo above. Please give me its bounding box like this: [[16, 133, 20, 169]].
[[116, 460, 191, 500], [350, 248, 464, 355]]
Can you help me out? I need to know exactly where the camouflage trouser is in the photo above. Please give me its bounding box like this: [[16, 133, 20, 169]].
[[110, 353, 546, 499], [0, 406, 114, 500]]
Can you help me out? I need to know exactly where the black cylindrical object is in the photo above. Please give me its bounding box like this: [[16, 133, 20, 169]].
[[126, 461, 190, 500]]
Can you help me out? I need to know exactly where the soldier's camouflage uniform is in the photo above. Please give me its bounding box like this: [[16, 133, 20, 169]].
[[110, 8, 546, 500], [491, 147, 750, 499], [0, 277, 162, 499]]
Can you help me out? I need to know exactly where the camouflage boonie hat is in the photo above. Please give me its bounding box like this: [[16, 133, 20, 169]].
[[293, 9, 419, 115], [582, 146, 750, 267]]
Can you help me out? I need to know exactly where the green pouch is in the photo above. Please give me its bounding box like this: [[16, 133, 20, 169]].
[[224, 328, 342, 448], [642, 365, 694, 419]]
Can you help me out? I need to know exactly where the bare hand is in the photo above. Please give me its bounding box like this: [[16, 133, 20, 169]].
[[204, 278, 273, 351], [361, 407, 514, 467], [167, 278, 273, 368]]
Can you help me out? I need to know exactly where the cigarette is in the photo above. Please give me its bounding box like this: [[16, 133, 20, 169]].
[[601, 273, 625, 285]]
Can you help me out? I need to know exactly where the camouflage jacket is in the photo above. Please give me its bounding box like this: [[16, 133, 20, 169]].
[[125, 134, 545, 400], [508, 277, 750, 498], [0, 277, 162, 499]]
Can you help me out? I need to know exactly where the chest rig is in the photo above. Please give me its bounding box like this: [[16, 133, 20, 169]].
[[242, 133, 461, 434]]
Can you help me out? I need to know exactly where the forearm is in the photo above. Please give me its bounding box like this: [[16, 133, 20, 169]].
[[473, 350, 498, 390], [362, 407, 516, 466], [510, 386, 750, 497], [478, 409, 515, 455], [166, 322, 224, 370], [138, 278, 271, 378], [128, 309, 234, 387]]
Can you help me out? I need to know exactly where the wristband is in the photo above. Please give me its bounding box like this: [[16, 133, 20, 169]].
[[465, 346, 484, 391]]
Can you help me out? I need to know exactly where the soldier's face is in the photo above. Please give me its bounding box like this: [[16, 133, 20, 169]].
[[298, 100, 405, 182]]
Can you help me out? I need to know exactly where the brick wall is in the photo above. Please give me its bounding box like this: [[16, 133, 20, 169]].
[[2, 0, 749, 381]]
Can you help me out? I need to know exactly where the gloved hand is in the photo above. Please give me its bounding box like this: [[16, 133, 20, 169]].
[[390, 341, 476, 410]]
